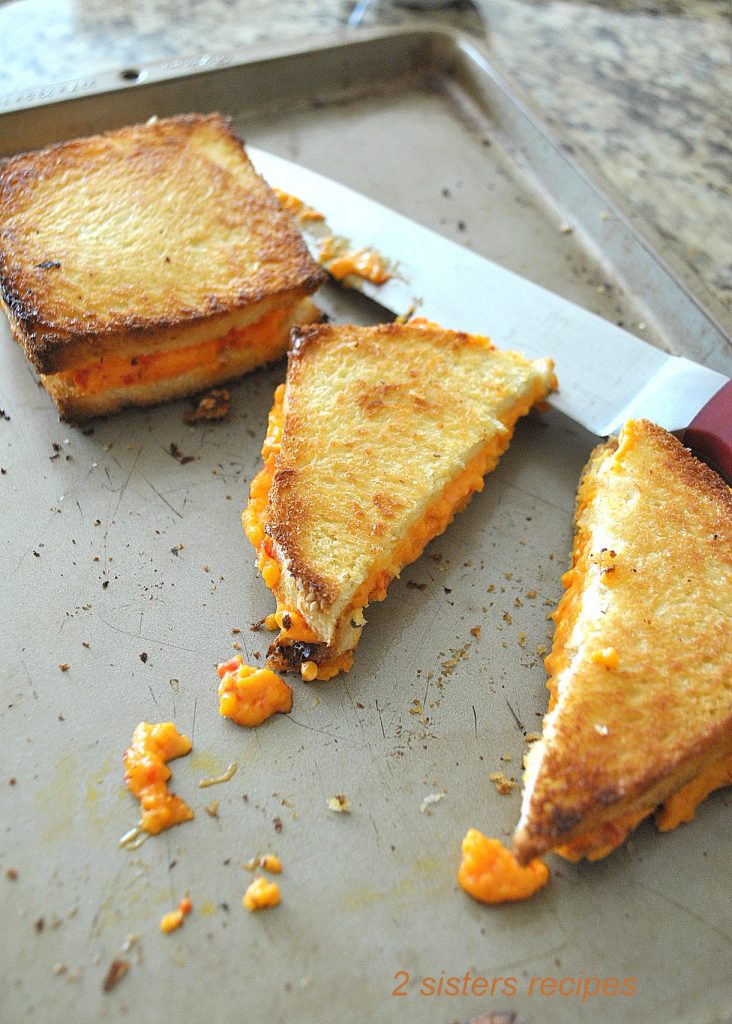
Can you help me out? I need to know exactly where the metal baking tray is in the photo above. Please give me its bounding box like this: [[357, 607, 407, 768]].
[[1, 27, 729, 1024]]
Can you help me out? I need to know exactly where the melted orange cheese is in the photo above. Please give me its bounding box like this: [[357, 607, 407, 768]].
[[553, 751, 732, 860], [160, 896, 193, 934], [123, 722, 194, 835], [243, 876, 281, 912], [553, 808, 651, 862], [58, 307, 288, 395], [318, 235, 391, 285], [217, 655, 292, 727], [243, 381, 507, 679], [273, 188, 325, 223], [656, 750, 732, 831], [459, 829, 549, 904]]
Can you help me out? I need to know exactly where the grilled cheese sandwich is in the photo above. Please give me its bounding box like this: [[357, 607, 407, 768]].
[[513, 419, 732, 864], [244, 320, 556, 679], [0, 113, 325, 421]]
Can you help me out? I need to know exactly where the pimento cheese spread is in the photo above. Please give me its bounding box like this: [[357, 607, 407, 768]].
[[217, 655, 292, 726], [123, 722, 194, 835], [243, 876, 281, 912], [458, 829, 549, 904]]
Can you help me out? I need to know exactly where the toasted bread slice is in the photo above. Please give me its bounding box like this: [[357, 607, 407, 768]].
[[513, 419, 732, 864], [243, 320, 556, 680], [0, 113, 325, 421]]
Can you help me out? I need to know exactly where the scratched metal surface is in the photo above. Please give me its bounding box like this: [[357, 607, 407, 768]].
[[0, 29, 730, 1024]]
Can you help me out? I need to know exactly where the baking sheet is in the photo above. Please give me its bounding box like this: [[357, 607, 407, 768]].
[[0, 27, 729, 1024]]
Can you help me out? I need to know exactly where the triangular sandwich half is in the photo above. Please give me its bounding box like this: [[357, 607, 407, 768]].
[[243, 320, 555, 680], [513, 419, 732, 864]]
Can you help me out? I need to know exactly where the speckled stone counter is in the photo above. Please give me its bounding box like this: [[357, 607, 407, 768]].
[[1, 0, 730, 327]]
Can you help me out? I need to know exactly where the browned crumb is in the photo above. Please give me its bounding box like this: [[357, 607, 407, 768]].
[[502, 612, 512, 625], [489, 771, 517, 795], [168, 442, 197, 465], [184, 388, 231, 423], [273, 817, 283, 833], [231, 627, 241, 635], [34, 917, 45, 932], [102, 959, 129, 993], [525, 731, 542, 743], [6, 867, 17, 880], [58, 663, 70, 672], [204, 800, 219, 818], [525, 590, 537, 599], [470, 626, 481, 638]]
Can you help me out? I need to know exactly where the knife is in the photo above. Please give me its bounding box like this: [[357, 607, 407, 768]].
[[250, 148, 731, 476]]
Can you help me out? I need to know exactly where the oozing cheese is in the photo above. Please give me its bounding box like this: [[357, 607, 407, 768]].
[[318, 235, 391, 285], [55, 307, 288, 396], [655, 750, 732, 831]]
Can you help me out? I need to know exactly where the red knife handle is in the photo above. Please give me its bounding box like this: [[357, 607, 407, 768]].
[[684, 380, 732, 481]]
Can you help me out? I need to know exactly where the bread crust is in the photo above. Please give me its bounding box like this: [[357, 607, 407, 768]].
[[0, 112, 326, 374], [513, 419, 732, 863], [256, 320, 556, 668]]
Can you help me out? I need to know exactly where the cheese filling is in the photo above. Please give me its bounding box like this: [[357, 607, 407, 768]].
[[553, 749, 732, 861], [52, 306, 289, 396]]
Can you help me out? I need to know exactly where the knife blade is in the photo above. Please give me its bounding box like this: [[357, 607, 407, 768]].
[[250, 148, 729, 448]]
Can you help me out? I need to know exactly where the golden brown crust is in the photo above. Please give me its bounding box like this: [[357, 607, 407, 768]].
[[513, 419, 732, 863], [261, 320, 556, 657], [0, 113, 326, 374]]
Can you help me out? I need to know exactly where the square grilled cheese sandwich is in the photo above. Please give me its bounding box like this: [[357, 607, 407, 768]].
[[0, 113, 325, 421], [513, 419, 732, 864], [244, 319, 556, 680]]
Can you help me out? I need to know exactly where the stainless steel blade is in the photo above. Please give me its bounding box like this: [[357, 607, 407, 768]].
[[251, 148, 727, 436]]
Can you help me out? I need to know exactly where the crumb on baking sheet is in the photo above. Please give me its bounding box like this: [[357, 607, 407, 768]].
[[184, 388, 231, 423], [489, 771, 517, 795], [327, 794, 350, 813], [102, 958, 129, 992], [420, 792, 445, 814], [245, 853, 282, 873]]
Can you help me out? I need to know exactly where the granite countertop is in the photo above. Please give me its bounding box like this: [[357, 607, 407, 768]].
[[1, 0, 730, 327]]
